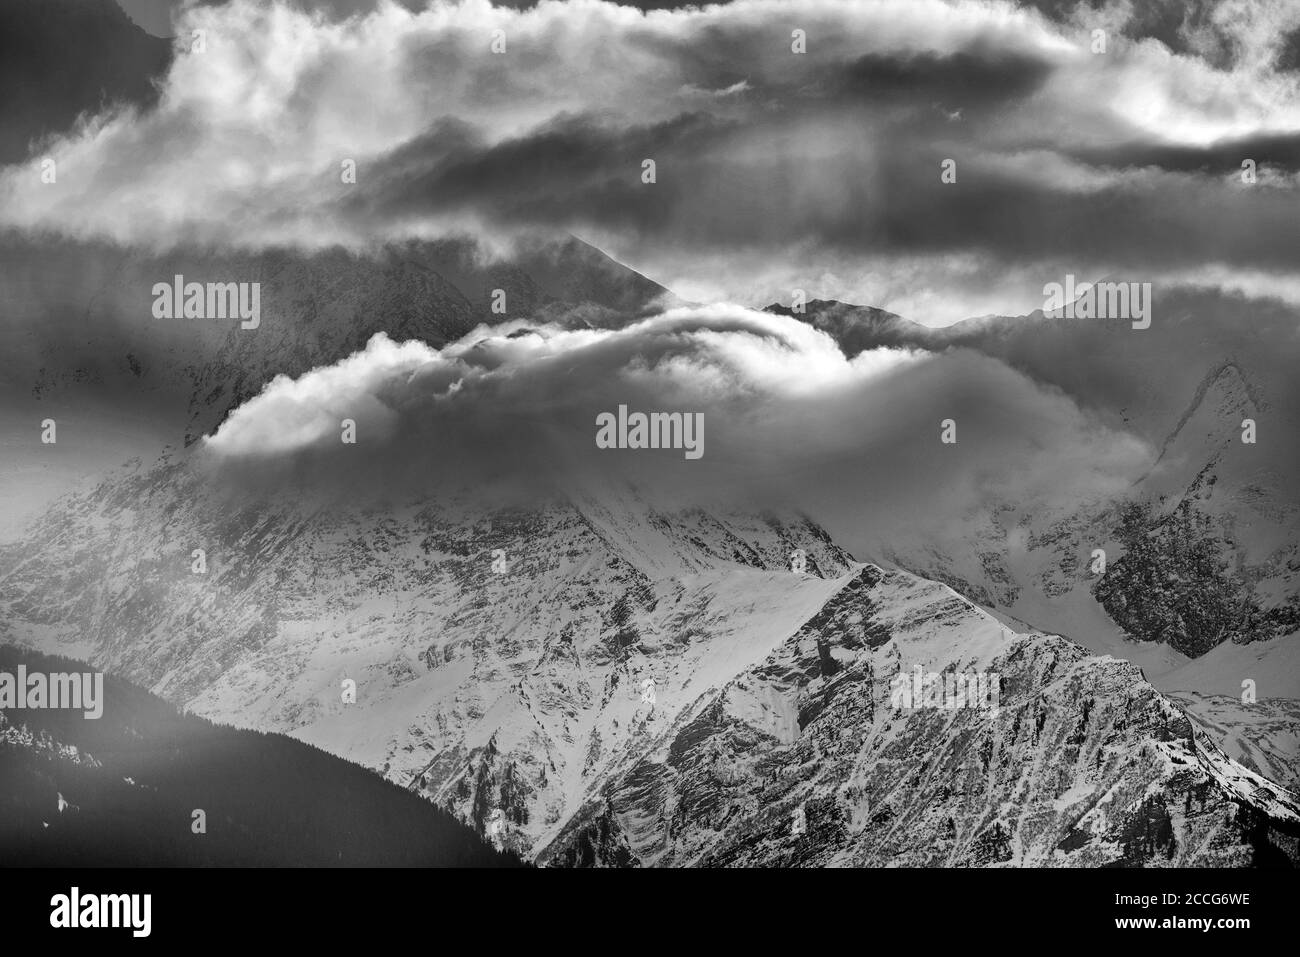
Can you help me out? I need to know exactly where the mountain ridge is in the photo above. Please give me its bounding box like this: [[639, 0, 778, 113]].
[[2, 460, 1295, 866], [0, 642, 523, 866]]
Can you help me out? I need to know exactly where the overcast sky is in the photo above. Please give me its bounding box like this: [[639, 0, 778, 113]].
[[6, 0, 1297, 325]]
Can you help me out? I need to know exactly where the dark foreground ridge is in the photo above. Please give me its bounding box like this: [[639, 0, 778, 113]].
[[0, 643, 523, 866]]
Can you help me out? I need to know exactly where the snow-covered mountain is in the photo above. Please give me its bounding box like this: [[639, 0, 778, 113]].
[[3, 249, 1296, 866], [779, 294, 1299, 647], [2, 456, 1295, 866], [541, 565, 1299, 866], [775, 293, 1300, 791]]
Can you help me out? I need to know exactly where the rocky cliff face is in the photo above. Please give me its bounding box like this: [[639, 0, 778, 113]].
[[540, 565, 1299, 866]]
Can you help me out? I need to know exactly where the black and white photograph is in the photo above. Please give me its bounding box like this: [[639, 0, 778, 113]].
[[1, 0, 1297, 938]]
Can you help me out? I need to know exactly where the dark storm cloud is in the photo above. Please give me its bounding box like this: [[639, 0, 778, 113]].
[[5, 0, 1300, 322], [343, 104, 1300, 279], [352, 112, 728, 235], [834, 48, 1057, 106], [1064, 132, 1300, 175]]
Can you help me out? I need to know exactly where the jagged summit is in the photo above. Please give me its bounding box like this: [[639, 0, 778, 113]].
[[764, 299, 929, 355]]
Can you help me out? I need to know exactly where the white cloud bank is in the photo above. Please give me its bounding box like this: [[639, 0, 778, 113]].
[[201, 303, 1152, 553]]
